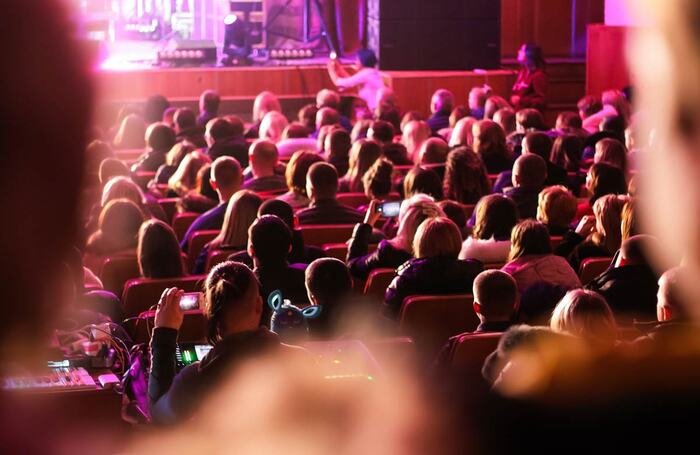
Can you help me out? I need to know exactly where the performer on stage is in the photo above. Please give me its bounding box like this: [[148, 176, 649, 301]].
[[510, 43, 548, 112], [327, 49, 385, 111]]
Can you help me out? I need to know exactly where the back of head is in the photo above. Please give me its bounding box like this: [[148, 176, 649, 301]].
[[249, 140, 279, 170], [258, 199, 294, 230], [516, 108, 546, 131], [305, 257, 352, 307], [200, 89, 220, 114], [402, 120, 431, 160], [137, 219, 184, 279], [550, 289, 616, 346], [449, 117, 477, 147], [484, 96, 510, 120], [166, 142, 196, 167], [473, 270, 518, 320], [592, 194, 625, 253], [146, 122, 176, 153], [395, 194, 442, 249], [298, 104, 319, 131], [404, 166, 443, 200], [211, 156, 243, 193], [523, 131, 553, 161], [174, 107, 197, 132], [307, 162, 339, 201], [600, 115, 627, 138], [357, 48, 378, 68], [368, 120, 394, 144], [513, 154, 547, 189], [93, 198, 145, 252], [469, 86, 489, 109], [249, 215, 292, 264], [114, 114, 146, 149], [260, 111, 289, 143], [450, 105, 471, 127], [348, 139, 382, 187], [595, 138, 628, 172], [556, 111, 583, 130], [400, 111, 425, 131], [509, 219, 552, 261], [431, 89, 455, 114], [537, 185, 577, 229], [285, 150, 323, 195], [325, 128, 352, 160], [220, 190, 262, 248], [438, 200, 468, 231], [658, 266, 691, 322], [283, 122, 309, 139], [99, 158, 129, 186], [414, 217, 462, 259], [207, 117, 237, 143], [144, 95, 170, 124], [588, 162, 627, 203], [316, 107, 341, 130], [577, 95, 603, 119], [253, 91, 281, 123], [620, 234, 658, 266], [316, 89, 341, 109], [493, 108, 517, 135], [419, 137, 450, 165], [474, 119, 508, 158], [474, 194, 519, 241], [224, 115, 245, 137], [101, 175, 144, 207], [362, 158, 393, 199], [205, 261, 260, 344], [444, 146, 492, 204], [382, 142, 411, 166], [551, 134, 583, 171]]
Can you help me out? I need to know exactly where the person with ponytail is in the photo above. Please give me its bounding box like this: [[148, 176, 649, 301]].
[[148, 261, 306, 424]]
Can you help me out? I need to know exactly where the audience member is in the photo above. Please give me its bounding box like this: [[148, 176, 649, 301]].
[[247, 91, 281, 138], [550, 289, 617, 348], [443, 146, 492, 204], [449, 117, 477, 148], [98, 158, 129, 186], [276, 122, 318, 158], [460, 194, 518, 264], [472, 270, 518, 333], [402, 120, 432, 162], [438, 200, 470, 240], [511, 43, 548, 111], [484, 96, 511, 121], [144, 95, 170, 124], [198, 89, 220, 127], [173, 107, 206, 148], [296, 162, 363, 225], [427, 89, 455, 133], [577, 162, 627, 219], [418, 137, 450, 167], [473, 120, 512, 174], [85, 199, 145, 260], [468, 86, 489, 120], [403, 166, 444, 200], [536, 185, 577, 236], [137, 220, 184, 279], [362, 158, 393, 200], [205, 117, 249, 166], [167, 151, 211, 196], [243, 140, 287, 193], [112, 113, 146, 150], [277, 150, 323, 209], [339, 139, 382, 193], [304, 258, 354, 338], [259, 111, 289, 143], [503, 154, 548, 219], [324, 128, 352, 177]]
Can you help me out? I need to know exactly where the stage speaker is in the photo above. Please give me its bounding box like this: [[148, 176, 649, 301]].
[[367, 0, 500, 71]]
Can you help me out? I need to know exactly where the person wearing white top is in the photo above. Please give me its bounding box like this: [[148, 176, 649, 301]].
[[327, 49, 385, 112], [459, 237, 512, 264]]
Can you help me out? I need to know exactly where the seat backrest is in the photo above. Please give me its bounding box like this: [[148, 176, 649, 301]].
[[206, 248, 240, 273], [122, 275, 207, 318], [323, 243, 377, 262], [129, 309, 207, 344], [399, 294, 479, 361], [550, 236, 564, 250], [172, 212, 200, 241], [363, 268, 397, 301], [336, 193, 370, 209], [187, 230, 220, 272], [579, 256, 613, 285], [99, 253, 140, 297], [131, 171, 156, 190], [448, 332, 502, 377], [299, 224, 354, 247], [157, 197, 180, 225], [461, 204, 476, 220]]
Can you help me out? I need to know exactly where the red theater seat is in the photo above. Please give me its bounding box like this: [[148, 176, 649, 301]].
[[122, 275, 207, 318], [322, 243, 378, 261], [299, 224, 355, 247], [579, 257, 613, 285], [336, 193, 370, 209], [363, 268, 397, 301], [99, 253, 140, 297], [172, 212, 199, 241], [447, 332, 502, 377], [206, 248, 241, 272], [131, 171, 155, 190], [157, 197, 180, 225], [186, 230, 220, 272]]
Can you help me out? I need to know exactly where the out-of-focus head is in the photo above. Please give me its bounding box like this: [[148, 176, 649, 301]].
[[556, 111, 583, 131], [137, 219, 184, 279], [516, 108, 546, 133], [472, 119, 508, 159], [401, 120, 431, 161], [283, 122, 310, 140], [316, 89, 341, 109], [594, 138, 628, 172], [248, 140, 279, 174], [430, 89, 455, 115], [493, 107, 516, 135], [145, 122, 176, 153], [248, 214, 292, 264], [592, 194, 625, 253], [324, 128, 352, 161], [253, 91, 281, 123], [403, 166, 443, 200], [205, 117, 237, 147], [449, 105, 471, 128], [522, 131, 553, 160], [587, 162, 627, 203], [199, 89, 221, 114], [298, 103, 319, 132], [518, 43, 545, 68], [368, 120, 394, 144], [315, 107, 341, 131], [449, 117, 477, 147], [550, 289, 616, 346], [619, 234, 659, 267], [418, 137, 450, 165], [305, 258, 352, 307], [537, 185, 577, 229], [468, 86, 489, 110], [144, 95, 170, 124], [400, 110, 425, 131], [577, 95, 603, 120], [174, 107, 197, 133], [99, 158, 129, 186], [550, 134, 583, 171], [657, 266, 691, 322], [113, 114, 147, 149], [484, 96, 511, 120], [413, 217, 462, 259], [444, 146, 492, 205], [357, 48, 378, 67], [259, 111, 289, 143], [362, 158, 393, 200], [220, 190, 262, 248]]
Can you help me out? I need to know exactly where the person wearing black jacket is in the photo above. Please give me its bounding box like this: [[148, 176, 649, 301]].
[[148, 262, 306, 424]]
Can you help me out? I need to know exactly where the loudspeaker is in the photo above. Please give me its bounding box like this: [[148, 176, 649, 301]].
[[367, 0, 500, 71]]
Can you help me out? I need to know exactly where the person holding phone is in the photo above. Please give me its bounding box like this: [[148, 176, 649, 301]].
[[326, 48, 385, 112], [345, 194, 443, 280]]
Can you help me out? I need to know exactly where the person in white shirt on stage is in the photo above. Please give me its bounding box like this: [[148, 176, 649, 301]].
[[327, 48, 386, 112]]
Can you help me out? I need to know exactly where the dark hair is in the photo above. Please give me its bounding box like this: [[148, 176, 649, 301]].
[[404, 166, 443, 200], [523, 131, 553, 161], [144, 95, 170, 124], [196, 164, 218, 200], [174, 107, 197, 131], [438, 200, 468, 232], [146, 123, 177, 153], [326, 128, 352, 163], [377, 107, 401, 133], [87, 199, 145, 255], [249, 215, 292, 264], [588, 162, 627, 205], [509, 220, 552, 261], [369, 120, 395, 143], [444, 147, 492, 204], [200, 90, 220, 114], [207, 117, 237, 142], [450, 106, 471, 128], [224, 115, 245, 137], [516, 109, 546, 131], [363, 158, 393, 199], [99, 158, 129, 186], [474, 120, 510, 165], [298, 104, 319, 132], [308, 162, 339, 200], [419, 138, 450, 165], [137, 220, 184, 279], [514, 154, 547, 189], [258, 199, 294, 229], [286, 150, 323, 195], [473, 194, 518, 241], [556, 111, 583, 130], [521, 43, 545, 69], [357, 48, 378, 68], [283, 122, 309, 139], [205, 261, 260, 344], [382, 143, 412, 166], [551, 134, 583, 171], [305, 258, 352, 307], [577, 95, 603, 118], [473, 270, 518, 319], [600, 116, 627, 138]]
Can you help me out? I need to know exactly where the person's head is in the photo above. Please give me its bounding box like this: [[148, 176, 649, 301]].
[[258, 199, 295, 230], [346, 139, 382, 192], [400, 111, 425, 131], [517, 43, 545, 69], [594, 138, 628, 173], [473, 194, 519, 241], [367, 120, 394, 145], [298, 104, 319, 132], [90, 199, 145, 253], [592, 194, 625, 254], [473, 120, 509, 161], [350, 119, 371, 142], [555, 111, 583, 131], [306, 162, 339, 202], [316, 89, 341, 109], [101, 175, 145, 208], [577, 95, 603, 120], [509, 220, 552, 261], [375, 86, 396, 111], [211, 156, 244, 201], [315, 107, 341, 131], [550, 289, 616, 346], [218, 190, 263, 248], [512, 154, 547, 190], [586, 162, 628, 204], [362, 158, 393, 199], [449, 105, 471, 128], [401, 120, 431, 162], [98, 158, 129, 186], [438, 200, 468, 234], [259, 111, 289, 143], [253, 91, 281, 123], [403, 166, 444, 200], [283, 122, 311, 140], [600, 115, 628, 138], [468, 87, 489, 111], [493, 107, 517, 136], [316, 124, 337, 153], [619, 234, 658, 267], [305, 257, 353, 309], [168, 151, 211, 194], [550, 134, 583, 171], [144, 95, 170, 124], [356, 48, 378, 68], [174, 107, 197, 133], [113, 114, 146, 149], [657, 267, 691, 322], [247, 214, 292, 265], [444, 146, 492, 204], [418, 137, 450, 165], [537, 186, 577, 230], [393, 194, 443, 252], [324, 128, 352, 165], [205, 117, 236, 147], [382, 142, 411, 166], [166, 141, 196, 167], [516, 108, 546, 133], [285, 150, 323, 196], [430, 89, 455, 115], [522, 131, 553, 161], [137, 219, 184, 279], [224, 115, 245, 137], [473, 270, 518, 323], [196, 164, 218, 200], [204, 261, 263, 343], [413, 216, 462, 259], [199, 89, 220, 115], [621, 198, 639, 241], [85, 141, 113, 182], [248, 140, 279, 177], [601, 89, 632, 126], [449, 117, 477, 147], [145, 122, 177, 153], [162, 106, 177, 128]]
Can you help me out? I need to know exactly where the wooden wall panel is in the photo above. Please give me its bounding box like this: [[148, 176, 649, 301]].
[[586, 24, 630, 95]]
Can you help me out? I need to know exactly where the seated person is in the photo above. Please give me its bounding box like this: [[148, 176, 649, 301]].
[[84, 199, 145, 271], [277, 151, 323, 209], [503, 154, 548, 219], [367, 120, 395, 147], [296, 162, 364, 225], [304, 258, 354, 339], [65, 247, 123, 323], [439, 200, 470, 240], [473, 119, 513, 175], [459, 194, 518, 264], [576, 162, 627, 220], [173, 107, 206, 148], [137, 220, 185, 279], [472, 270, 518, 333], [181, 156, 243, 252], [98, 158, 129, 187], [148, 261, 306, 424], [197, 89, 219, 127], [586, 235, 661, 325], [362, 158, 393, 201], [427, 89, 454, 134], [536, 185, 577, 236], [383, 217, 483, 320], [205, 117, 249, 166], [130, 122, 176, 173], [339, 139, 382, 193], [347, 194, 442, 280], [276, 122, 318, 158], [443, 147, 492, 205], [550, 289, 617, 350], [242, 140, 287, 193], [324, 128, 352, 177], [403, 166, 444, 201], [248, 215, 309, 325]]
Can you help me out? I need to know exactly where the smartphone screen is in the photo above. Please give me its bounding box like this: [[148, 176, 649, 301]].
[[179, 292, 202, 311], [378, 201, 401, 218]]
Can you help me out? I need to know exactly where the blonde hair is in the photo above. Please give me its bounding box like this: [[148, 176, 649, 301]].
[[168, 151, 211, 196], [591, 194, 625, 255], [550, 289, 616, 346], [259, 111, 289, 143], [413, 216, 462, 259], [449, 116, 477, 148], [165, 142, 195, 167], [401, 120, 431, 162], [211, 190, 262, 249], [101, 175, 144, 209], [252, 91, 281, 123], [537, 185, 577, 229]]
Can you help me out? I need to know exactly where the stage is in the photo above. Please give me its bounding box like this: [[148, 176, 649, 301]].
[[94, 64, 517, 128]]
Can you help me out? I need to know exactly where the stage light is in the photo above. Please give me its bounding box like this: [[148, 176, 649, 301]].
[[224, 14, 238, 26]]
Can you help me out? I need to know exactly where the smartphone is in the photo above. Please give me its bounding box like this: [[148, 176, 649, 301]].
[[378, 201, 401, 218], [179, 292, 202, 311]]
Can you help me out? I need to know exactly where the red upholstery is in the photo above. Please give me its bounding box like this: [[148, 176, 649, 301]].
[[398, 294, 479, 361], [172, 212, 199, 241], [363, 268, 397, 301], [206, 248, 242, 272], [579, 257, 612, 285], [186, 230, 220, 272], [130, 309, 207, 344], [447, 332, 502, 377], [322, 242, 377, 261], [122, 275, 207, 318], [298, 224, 355, 247], [157, 197, 180, 225], [336, 193, 370, 209], [131, 171, 155, 190], [99, 253, 140, 297], [113, 148, 144, 161]]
